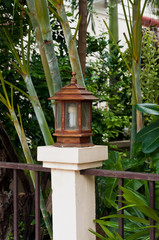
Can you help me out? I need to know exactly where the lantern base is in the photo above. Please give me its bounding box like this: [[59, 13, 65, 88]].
[[53, 134, 94, 148], [53, 142, 94, 148]]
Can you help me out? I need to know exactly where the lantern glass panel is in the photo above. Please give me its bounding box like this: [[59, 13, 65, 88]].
[[82, 102, 90, 130], [56, 102, 61, 130], [65, 103, 78, 130]]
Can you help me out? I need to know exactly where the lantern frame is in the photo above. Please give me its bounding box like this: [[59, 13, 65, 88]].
[[49, 72, 98, 147]]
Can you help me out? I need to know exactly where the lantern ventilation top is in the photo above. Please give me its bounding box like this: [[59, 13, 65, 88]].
[[48, 71, 98, 101]]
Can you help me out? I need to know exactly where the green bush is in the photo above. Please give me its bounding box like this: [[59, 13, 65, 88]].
[[86, 36, 132, 143], [140, 29, 159, 104]]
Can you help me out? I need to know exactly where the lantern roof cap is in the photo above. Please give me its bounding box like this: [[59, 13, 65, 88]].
[[49, 72, 98, 101]]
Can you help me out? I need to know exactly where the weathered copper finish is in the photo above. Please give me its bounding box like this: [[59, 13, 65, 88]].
[[49, 72, 98, 147]]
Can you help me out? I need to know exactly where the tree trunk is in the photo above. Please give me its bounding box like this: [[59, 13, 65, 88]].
[[109, 0, 119, 104], [56, 3, 86, 87], [78, 0, 87, 77], [109, 0, 118, 44], [27, 0, 62, 96], [130, 0, 143, 157]]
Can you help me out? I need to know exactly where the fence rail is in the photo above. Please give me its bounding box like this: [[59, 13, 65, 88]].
[[0, 161, 51, 240], [1, 161, 158, 240], [80, 168, 158, 240]]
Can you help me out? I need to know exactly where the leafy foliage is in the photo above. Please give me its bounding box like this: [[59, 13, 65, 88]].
[[0, 1, 31, 155], [95, 148, 149, 218], [86, 36, 131, 143], [136, 103, 159, 154], [140, 29, 159, 104], [148, 0, 159, 16], [91, 186, 159, 240]]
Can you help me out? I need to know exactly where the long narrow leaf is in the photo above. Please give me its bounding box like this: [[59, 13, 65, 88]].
[[123, 33, 133, 57], [98, 222, 115, 239], [121, 0, 132, 45], [20, 20, 26, 69], [0, 72, 11, 109], [18, 2, 29, 15], [126, 229, 150, 240], [114, 232, 124, 240], [104, 196, 118, 209], [49, 5, 63, 23], [89, 228, 106, 240], [118, 203, 137, 211], [17, 104, 24, 131], [0, 93, 10, 109], [103, 20, 133, 76], [48, 0, 57, 8], [135, 0, 141, 58], [120, 186, 159, 221], [120, 186, 147, 205], [2, 28, 25, 73], [10, 61, 23, 75], [128, 0, 133, 6], [27, 21, 31, 73], [101, 214, 149, 225], [136, 103, 159, 115], [72, 16, 81, 42], [141, 0, 148, 19], [11, 85, 14, 109], [95, 219, 138, 232], [127, 0, 133, 38], [3, 79, 30, 99]]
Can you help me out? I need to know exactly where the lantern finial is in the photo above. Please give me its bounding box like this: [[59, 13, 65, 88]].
[[71, 71, 77, 84]]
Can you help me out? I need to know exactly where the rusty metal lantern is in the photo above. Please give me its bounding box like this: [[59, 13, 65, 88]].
[[49, 72, 98, 147]]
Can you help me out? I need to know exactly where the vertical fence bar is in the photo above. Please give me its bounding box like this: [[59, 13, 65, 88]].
[[13, 169, 18, 240], [35, 171, 40, 240], [118, 178, 124, 238], [149, 181, 155, 240]]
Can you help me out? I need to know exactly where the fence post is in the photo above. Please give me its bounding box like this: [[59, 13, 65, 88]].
[[37, 145, 108, 240]]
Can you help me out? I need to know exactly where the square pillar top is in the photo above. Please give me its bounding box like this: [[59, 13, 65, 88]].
[[37, 145, 108, 171]]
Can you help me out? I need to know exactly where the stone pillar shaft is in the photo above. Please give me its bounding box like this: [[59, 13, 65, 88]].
[[37, 145, 108, 240]]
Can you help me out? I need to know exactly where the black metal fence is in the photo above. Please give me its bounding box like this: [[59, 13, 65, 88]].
[[0, 162, 51, 240], [80, 168, 158, 240], [1, 162, 159, 239]]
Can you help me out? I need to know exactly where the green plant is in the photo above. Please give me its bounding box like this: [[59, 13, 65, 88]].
[[95, 150, 148, 218], [8, 221, 25, 240], [136, 103, 159, 154], [92, 107, 130, 144], [104, 0, 149, 157], [140, 29, 159, 104], [86, 37, 132, 144], [91, 186, 159, 240]]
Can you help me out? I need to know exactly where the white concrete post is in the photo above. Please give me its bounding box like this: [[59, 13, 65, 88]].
[[37, 145, 108, 240]]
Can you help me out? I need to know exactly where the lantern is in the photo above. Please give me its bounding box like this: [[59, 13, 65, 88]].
[[49, 72, 98, 147]]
